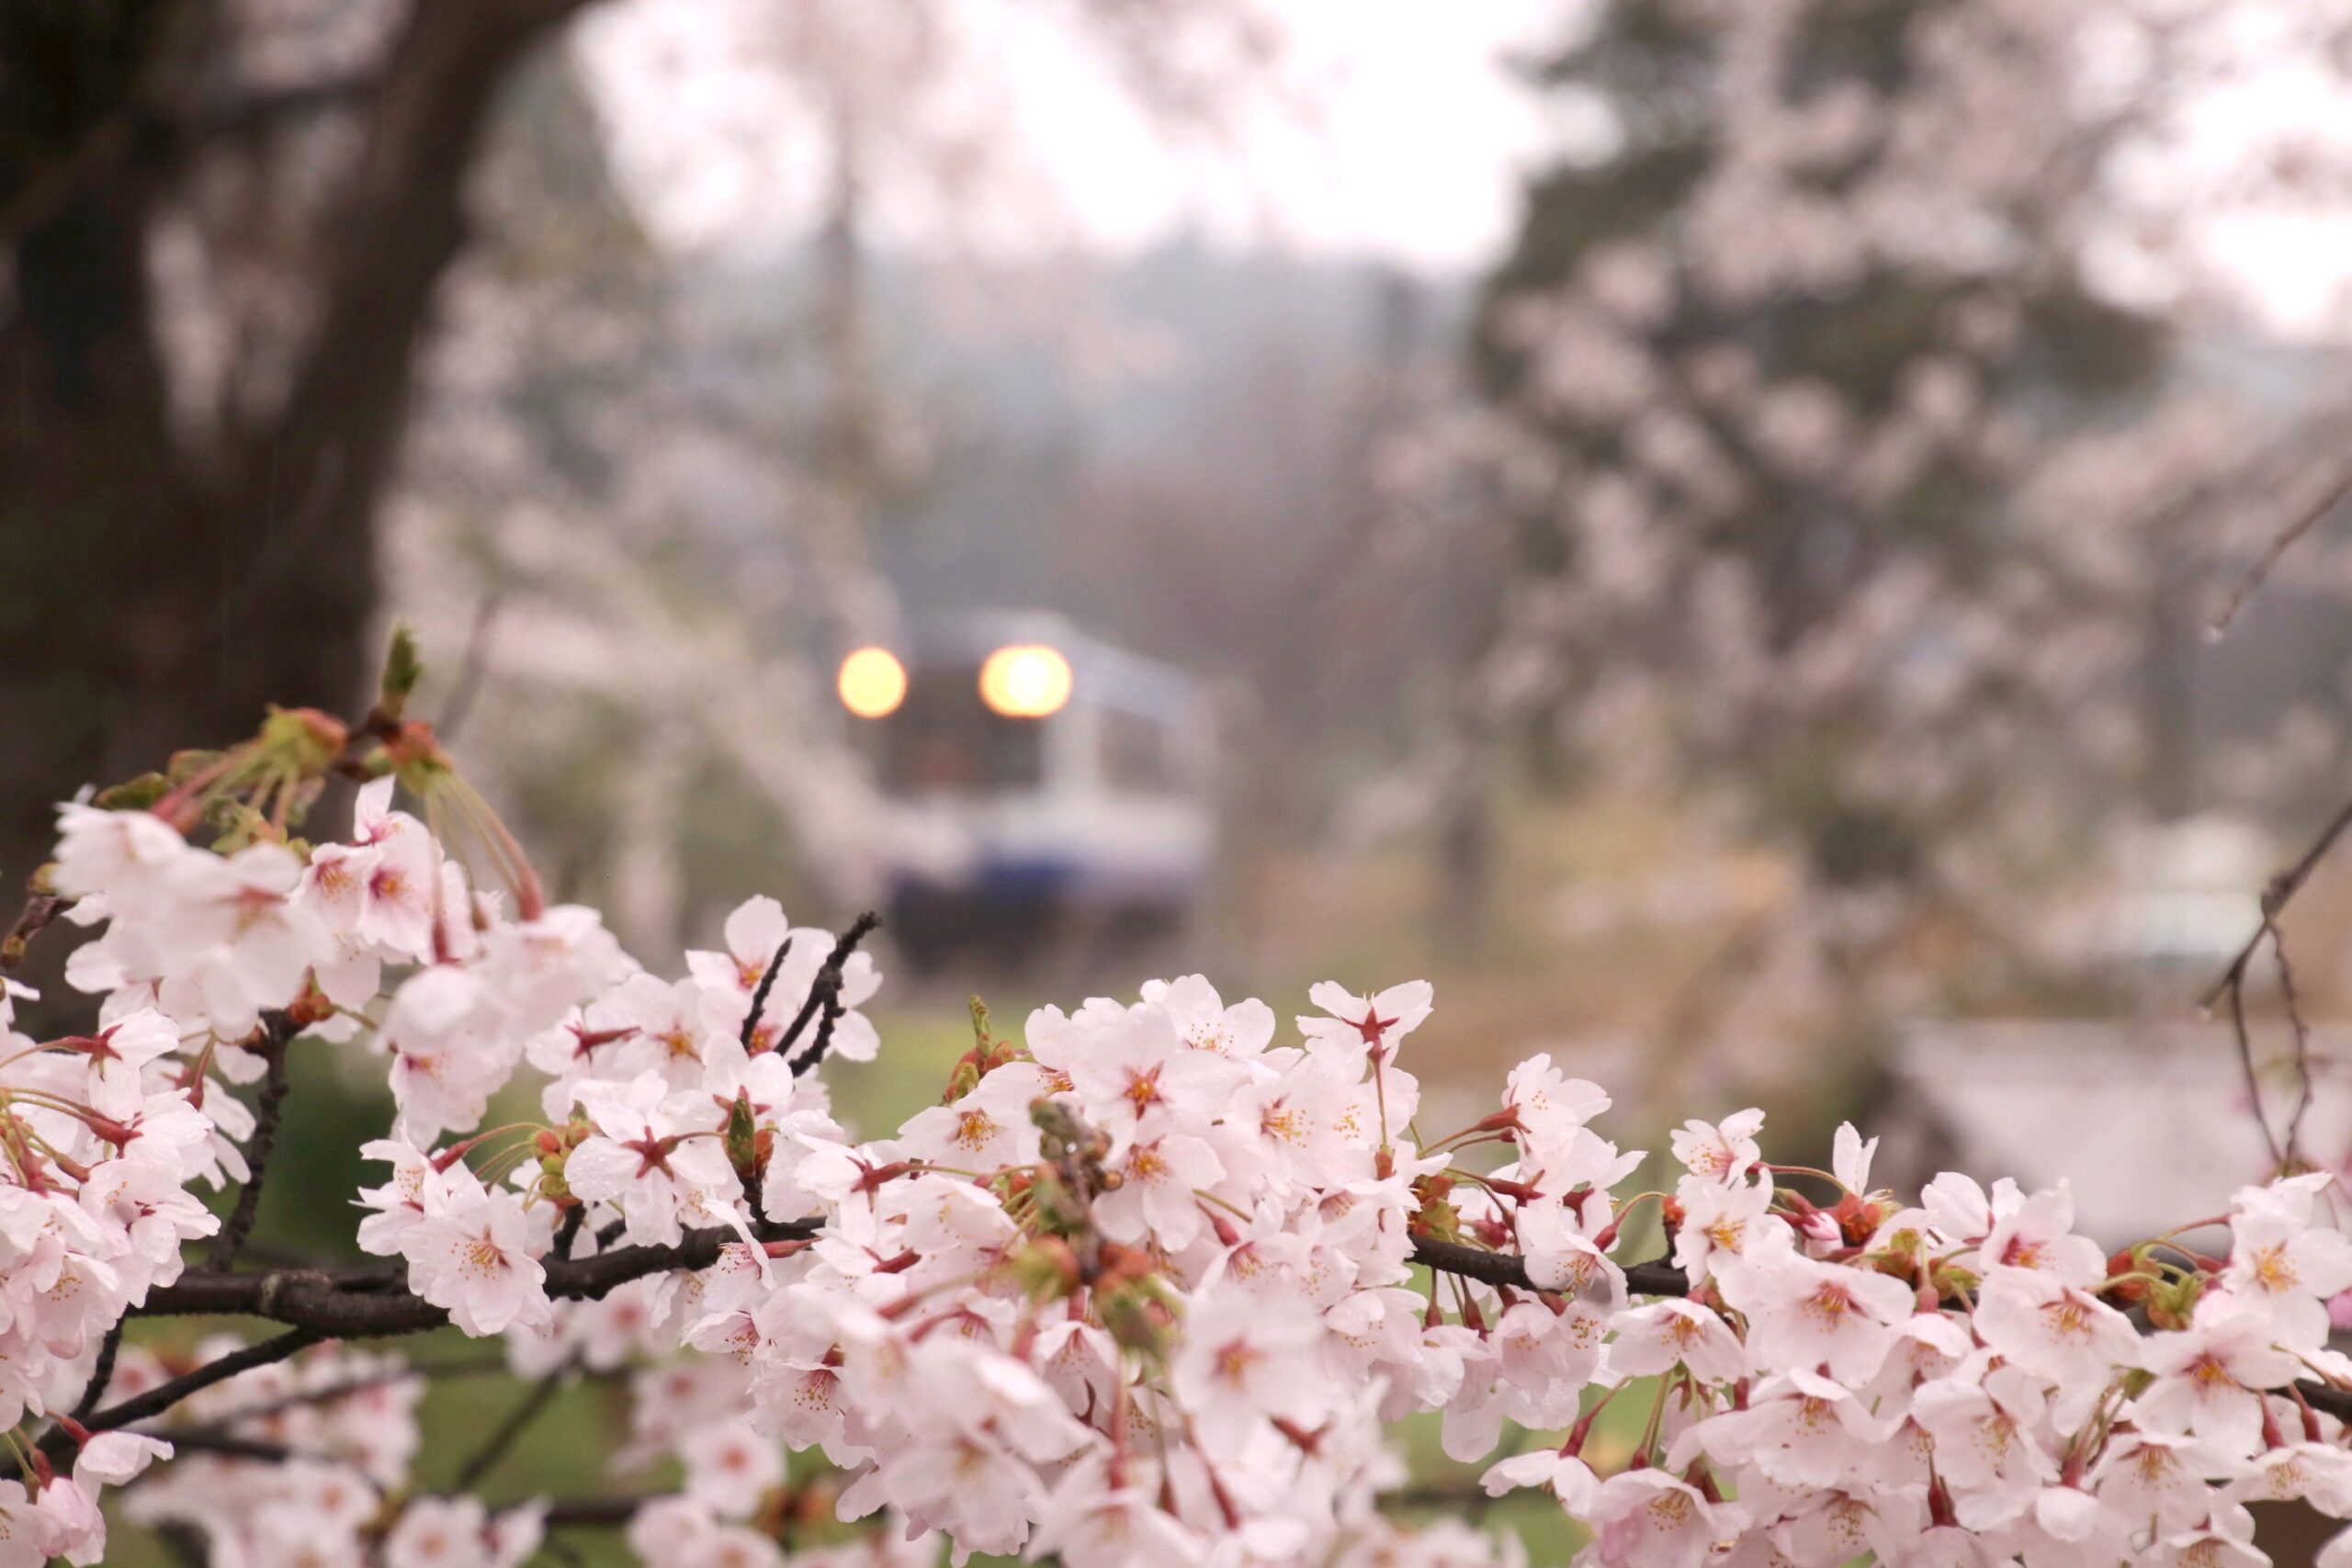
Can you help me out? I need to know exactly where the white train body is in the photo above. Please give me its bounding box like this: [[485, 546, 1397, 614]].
[[845, 612, 1216, 965]]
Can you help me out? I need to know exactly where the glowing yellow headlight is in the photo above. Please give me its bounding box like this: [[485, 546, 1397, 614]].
[[837, 647, 908, 718], [978, 645, 1072, 718]]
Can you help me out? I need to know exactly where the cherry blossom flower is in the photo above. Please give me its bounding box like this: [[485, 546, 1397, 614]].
[[1093, 1133, 1226, 1249], [1298, 980, 1432, 1065], [2222, 1173, 2352, 1345], [566, 1071, 737, 1246], [897, 1061, 1050, 1170], [1170, 1289, 1330, 1449], [1481, 1448, 1600, 1511], [1611, 1298, 1747, 1384], [1973, 1268, 2141, 1420], [403, 1174, 551, 1336], [1588, 1469, 1741, 1568], [679, 1421, 785, 1517], [1978, 1183, 2106, 1288], [1719, 1227, 1916, 1383], [1670, 1109, 1765, 1185], [1503, 1055, 1611, 1166], [2135, 1297, 2307, 1456]]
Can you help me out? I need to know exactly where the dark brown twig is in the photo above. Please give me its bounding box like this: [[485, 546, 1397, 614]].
[[546, 1496, 652, 1527], [206, 1015, 300, 1271], [1410, 1235, 1687, 1300], [784, 913, 880, 1074], [20, 1213, 813, 1475], [16, 1327, 325, 1478], [741, 936, 795, 1053], [70, 1320, 127, 1422], [146, 1431, 304, 1465], [134, 1215, 819, 1331], [172, 1364, 435, 1433]]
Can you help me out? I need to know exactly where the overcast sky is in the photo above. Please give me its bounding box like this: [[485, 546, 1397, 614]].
[[577, 0, 1570, 274], [578, 0, 2352, 338]]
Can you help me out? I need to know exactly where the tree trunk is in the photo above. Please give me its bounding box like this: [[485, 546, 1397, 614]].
[[0, 0, 592, 906]]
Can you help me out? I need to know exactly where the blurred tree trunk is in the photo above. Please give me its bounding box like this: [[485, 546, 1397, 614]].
[[0, 0, 594, 902]]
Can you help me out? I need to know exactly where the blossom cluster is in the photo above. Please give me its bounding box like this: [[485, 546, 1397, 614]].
[[111, 1337, 552, 1568], [23, 739, 2352, 1568]]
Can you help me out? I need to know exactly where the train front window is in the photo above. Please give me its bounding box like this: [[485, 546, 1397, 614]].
[[875, 668, 1046, 795]]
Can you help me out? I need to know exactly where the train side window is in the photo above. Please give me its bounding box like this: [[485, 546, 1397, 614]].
[[1100, 707, 1176, 795]]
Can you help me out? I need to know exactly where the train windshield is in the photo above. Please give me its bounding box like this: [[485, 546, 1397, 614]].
[[875, 667, 1046, 795]]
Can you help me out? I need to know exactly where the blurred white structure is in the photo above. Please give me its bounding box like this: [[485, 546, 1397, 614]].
[[1884, 1020, 2346, 1246], [2103, 814, 2273, 974]]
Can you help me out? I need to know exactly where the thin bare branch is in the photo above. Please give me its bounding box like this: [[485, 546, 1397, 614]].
[[2208, 464, 2352, 638], [2225, 971, 2287, 1173], [452, 1358, 575, 1492], [435, 591, 504, 743], [16, 1327, 325, 1479], [2275, 931, 2317, 1166], [2199, 791, 2352, 1011]]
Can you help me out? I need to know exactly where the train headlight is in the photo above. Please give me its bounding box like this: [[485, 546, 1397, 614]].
[[978, 645, 1072, 718], [837, 647, 908, 718]]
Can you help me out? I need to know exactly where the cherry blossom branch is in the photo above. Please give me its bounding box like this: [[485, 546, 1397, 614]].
[[2274, 935, 2318, 1164], [135, 1216, 820, 1334], [185, 1354, 493, 1433], [13, 1218, 817, 1479], [1410, 1235, 1687, 1299], [544, 1496, 650, 1527], [204, 1014, 300, 1271], [551, 1203, 587, 1258], [1409, 1236, 2352, 1425]]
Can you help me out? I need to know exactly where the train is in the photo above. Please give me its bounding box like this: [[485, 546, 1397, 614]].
[[837, 611, 1218, 971]]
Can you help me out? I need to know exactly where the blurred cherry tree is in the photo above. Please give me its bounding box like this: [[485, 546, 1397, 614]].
[[1453, 0, 2352, 1089]]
